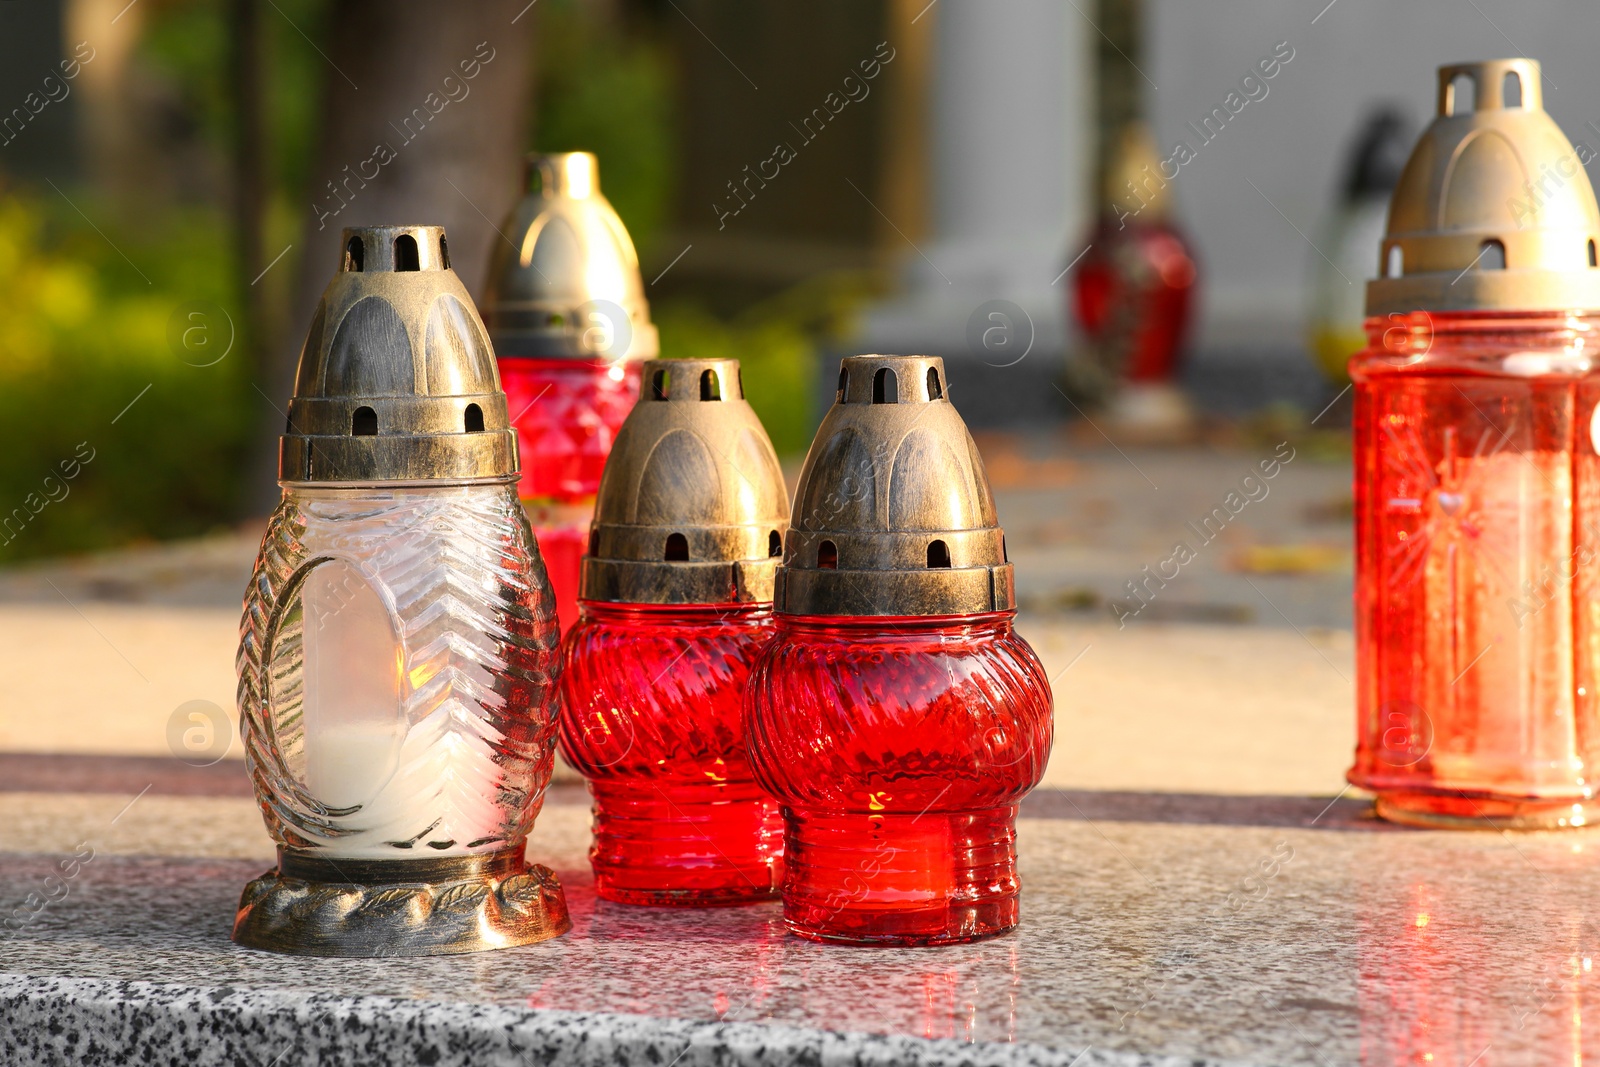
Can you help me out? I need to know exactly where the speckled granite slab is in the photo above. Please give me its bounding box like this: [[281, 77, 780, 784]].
[[5, 786, 1600, 1066], [0, 975, 1206, 1067]]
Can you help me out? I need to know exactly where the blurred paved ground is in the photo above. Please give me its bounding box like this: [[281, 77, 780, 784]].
[[0, 434, 1358, 798], [987, 430, 1353, 631]]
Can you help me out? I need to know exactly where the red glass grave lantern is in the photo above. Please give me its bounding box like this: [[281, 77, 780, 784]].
[[1070, 123, 1197, 427], [745, 355, 1054, 945], [558, 358, 790, 905], [1349, 60, 1600, 828], [482, 152, 657, 631]]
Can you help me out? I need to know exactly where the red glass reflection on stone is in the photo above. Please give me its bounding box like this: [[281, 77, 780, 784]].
[[1349, 310, 1600, 828], [499, 357, 641, 629], [558, 601, 781, 905], [745, 612, 1053, 945], [1356, 859, 1600, 1065]]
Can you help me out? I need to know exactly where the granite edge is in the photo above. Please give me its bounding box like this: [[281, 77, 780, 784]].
[[0, 974, 1262, 1067]]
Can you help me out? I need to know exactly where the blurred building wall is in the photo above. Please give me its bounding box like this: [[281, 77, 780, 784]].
[[851, 0, 1600, 424], [661, 0, 931, 307], [1148, 0, 1600, 359], [850, 0, 1092, 427]]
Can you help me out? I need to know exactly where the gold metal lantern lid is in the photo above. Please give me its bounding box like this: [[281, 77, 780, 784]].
[[777, 355, 1013, 617], [581, 358, 789, 605], [1105, 121, 1171, 220], [1367, 58, 1600, 315], [281, 226, 518, 485], [481, 152, 659, 362]]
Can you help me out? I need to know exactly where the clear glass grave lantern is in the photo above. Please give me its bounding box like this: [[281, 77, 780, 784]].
[[233, 225, 569, 956], [482, 153, 658, 633], [1349, 60, 1600, 829], [745, 355, 1055, 945], [558, 358, 790, 906]]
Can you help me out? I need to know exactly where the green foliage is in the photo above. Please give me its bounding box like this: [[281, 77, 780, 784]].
[[138, 0, 329, 201], [135, 0, 230, 146], [0, 191, 250, 563], [258, 0, 334, 201], [135, 0, 325, 325], [656, 305, 816, 457], [654, 272, 884, 457], [532, 0, 677, 256], [0, 0, 332, 564]]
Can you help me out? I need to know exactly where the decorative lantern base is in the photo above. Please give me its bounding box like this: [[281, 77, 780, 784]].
[[231, 847, 570, 957], [1373, 792, 1600, 831]]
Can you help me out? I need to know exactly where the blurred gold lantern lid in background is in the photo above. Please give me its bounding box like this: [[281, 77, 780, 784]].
[[481, 152, 659, 362]]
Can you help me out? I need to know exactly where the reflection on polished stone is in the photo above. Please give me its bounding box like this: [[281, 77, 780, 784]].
[[1356, 843, 1599, 1066], [534, 888, 1025, 1044], [5, 793, 1600, 1064]]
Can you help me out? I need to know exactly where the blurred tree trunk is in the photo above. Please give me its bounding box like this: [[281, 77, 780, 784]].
[[64, 0, 150, 202], [246, 0, 536, 513], [232, 0, 268, 517]]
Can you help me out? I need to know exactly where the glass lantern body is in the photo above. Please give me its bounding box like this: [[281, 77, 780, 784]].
[[743, 611, 1053, 945], [1071, 216, 1197, 383], [500, 357, 642, 630], [239, 483, 560, 859], [557, 600, 781, 905], [1349, 310, 1600, 827]]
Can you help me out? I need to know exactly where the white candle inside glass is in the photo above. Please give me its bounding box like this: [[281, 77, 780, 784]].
[[301, 558, 405, 811]]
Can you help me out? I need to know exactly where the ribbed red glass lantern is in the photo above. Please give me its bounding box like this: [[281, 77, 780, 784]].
[[745, 355, 1054, 945], [482, 153, 656, 631], [1349, 60, 1600, 828], [558, 358, 790, 905]]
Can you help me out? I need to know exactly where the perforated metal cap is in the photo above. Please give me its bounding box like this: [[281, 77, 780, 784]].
[[481, 152, 658, 362], [1367, 59, 1600, 315], [280, 225, 518, 485], [581, 359, 789, 605], [777, 355, 1014, 617]]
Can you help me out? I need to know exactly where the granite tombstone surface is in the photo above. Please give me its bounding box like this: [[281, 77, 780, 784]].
[[4, 777, 1599, 1066]]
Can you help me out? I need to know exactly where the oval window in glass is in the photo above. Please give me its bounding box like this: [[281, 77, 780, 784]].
[[269, 557, 405, 811]]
